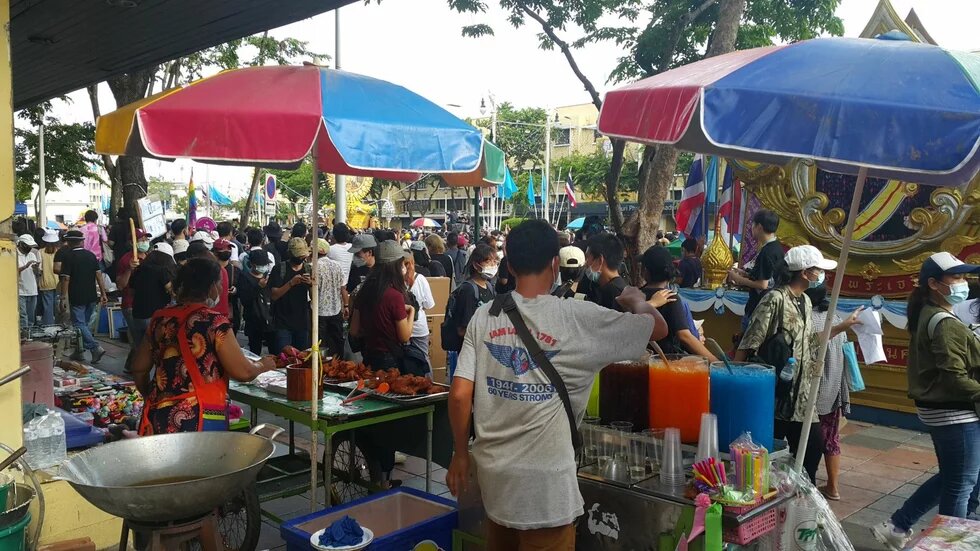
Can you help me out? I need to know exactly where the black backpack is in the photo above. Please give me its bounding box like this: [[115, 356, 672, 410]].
[[440, 281, 482, 352], [748, 294, 799, 419]]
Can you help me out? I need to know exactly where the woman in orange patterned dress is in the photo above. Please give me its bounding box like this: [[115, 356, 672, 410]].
[[132, 257, 276, 434]]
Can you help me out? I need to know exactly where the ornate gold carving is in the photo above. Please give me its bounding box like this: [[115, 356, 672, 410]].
[[940, 235, 980, 256], [859, 262, 881, 281], [779, 235, 811, 248], [893, 253, 935, 273], [742, 159, 980, 259], [967, 254, 980, 266], [701, 219, 734, 289]]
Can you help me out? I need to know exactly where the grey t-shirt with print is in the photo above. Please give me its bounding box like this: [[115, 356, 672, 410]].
[[455, 292, 653, 530]]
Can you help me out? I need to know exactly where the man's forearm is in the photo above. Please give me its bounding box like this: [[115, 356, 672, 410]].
[[448, 387, 473, 454]]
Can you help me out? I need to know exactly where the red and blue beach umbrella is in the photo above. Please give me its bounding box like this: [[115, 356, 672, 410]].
[[96, 65, 486, 181], [598, 36, 980, 473], [599, 37, 980, 187]]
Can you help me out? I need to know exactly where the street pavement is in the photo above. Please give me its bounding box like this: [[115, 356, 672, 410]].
[[87, 336, 933, 550]]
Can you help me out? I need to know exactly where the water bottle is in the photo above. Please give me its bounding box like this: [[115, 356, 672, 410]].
[[46, 411, 68, 467], [30, 410, 67, 469], [780, 358, 798, 382], [22, 420, 41, 469]]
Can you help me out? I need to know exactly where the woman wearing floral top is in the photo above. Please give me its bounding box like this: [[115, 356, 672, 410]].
[[735, 245, 856, 483], [132, 258, 275, 434]]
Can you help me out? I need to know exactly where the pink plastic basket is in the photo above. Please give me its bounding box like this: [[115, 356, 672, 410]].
[[721, 496, 778, 545]]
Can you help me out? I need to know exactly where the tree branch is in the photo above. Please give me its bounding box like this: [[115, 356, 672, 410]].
[[685, 0, 718, 25], [517, 2, 603, 111]]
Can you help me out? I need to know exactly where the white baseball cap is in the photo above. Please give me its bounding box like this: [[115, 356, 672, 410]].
[[153, 242, 174, 257], [17, 234, 37, 247], [919, 251, 980, 282], [559, 246, 586, 268], [190, 231, 214, 249], [785, 245, 837, 272]]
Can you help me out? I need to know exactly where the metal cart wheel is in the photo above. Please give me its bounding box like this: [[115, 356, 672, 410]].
[[326, 433, 374, 505], [184, 484, 261, 551]]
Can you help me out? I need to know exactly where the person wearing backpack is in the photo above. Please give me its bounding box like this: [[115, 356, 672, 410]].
[[638, 245, 717, 361], [735, 245, 843, 483], [442, 244, 497, 380], [445, 220, 668, 550], [873, 252, 980, 550]]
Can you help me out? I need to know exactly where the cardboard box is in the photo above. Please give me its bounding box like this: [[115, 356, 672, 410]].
[[427, 315, 447, 371], [428, 277, 451, 315]]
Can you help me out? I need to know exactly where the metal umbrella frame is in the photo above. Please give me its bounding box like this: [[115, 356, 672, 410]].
[[598, 36, 980, 472]]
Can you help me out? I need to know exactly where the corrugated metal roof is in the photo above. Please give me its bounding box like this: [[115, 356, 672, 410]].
[[11, 0, 357, 109]]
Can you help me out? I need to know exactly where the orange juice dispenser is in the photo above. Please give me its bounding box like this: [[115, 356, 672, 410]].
[[598, 359, 650, 430], [648, 355, 709, 443]]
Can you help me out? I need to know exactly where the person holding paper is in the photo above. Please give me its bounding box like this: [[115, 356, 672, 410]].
[[873, 252, 980, 551]]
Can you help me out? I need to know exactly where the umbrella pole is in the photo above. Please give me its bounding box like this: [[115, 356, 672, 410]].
[[795, 166, 867, 474], [309, 143, 321, 510]]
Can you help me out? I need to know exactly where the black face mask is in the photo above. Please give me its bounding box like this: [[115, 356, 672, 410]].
[[290, 258, 305, 266]]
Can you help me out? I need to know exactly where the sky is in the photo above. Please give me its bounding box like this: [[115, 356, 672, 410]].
[[42, 0, 980, 199]]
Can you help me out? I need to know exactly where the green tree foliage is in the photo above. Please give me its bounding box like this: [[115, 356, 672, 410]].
[[552, 152, 640, 198], [267, 158, 335, 211], [14, 100, 101, 203], [472, 102, 548, 172]]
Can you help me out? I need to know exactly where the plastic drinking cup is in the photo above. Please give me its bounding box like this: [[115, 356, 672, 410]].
[[628, 435, 647, 480], [696, 412, 719, 462], [641, 428, 665, 474], [660, 427, 685, 487]]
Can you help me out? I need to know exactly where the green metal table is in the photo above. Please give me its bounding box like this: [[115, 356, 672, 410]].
[[230, 382, 438, 508]]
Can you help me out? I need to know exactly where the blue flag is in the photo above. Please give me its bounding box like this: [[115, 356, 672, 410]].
[[541, 170, 548, 200], [499, 168, 518, 200], [527, 173, 536, 204]]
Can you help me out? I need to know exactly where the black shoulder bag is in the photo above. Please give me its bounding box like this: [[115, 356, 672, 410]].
[[749, 295, 797, 419], [489, 293, 582, 452]]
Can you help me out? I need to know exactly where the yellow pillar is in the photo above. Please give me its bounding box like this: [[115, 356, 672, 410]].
[[0, 0, 23, 449]]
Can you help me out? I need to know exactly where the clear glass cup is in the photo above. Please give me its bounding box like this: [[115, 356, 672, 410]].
[[580, 416, 601, 466], [628, 435, 648, 481], [641, 428, 665, 474], [596, 425, 614, 471]]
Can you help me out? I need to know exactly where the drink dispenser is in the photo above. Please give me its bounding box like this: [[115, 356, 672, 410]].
[[648, 355, 709, 443], [710, 362, 775, 452], [598, 358, 650, 430]]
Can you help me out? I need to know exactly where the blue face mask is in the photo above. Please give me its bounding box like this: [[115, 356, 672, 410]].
[[808, 271, 825, 289], [586, 268, 600, 283], [943, 281, 970, 305]]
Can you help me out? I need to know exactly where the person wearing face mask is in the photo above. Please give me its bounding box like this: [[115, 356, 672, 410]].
[[873, 252, 980, 550], [727, 209, 784, 331], [269, 238, 313, 353], [238, 250, 276, 354], [584, 233, 628, 311], [444, 244, 498, 378], [115, 229, 151, 352], [211, 239, 235, 318], [803, 284, 862, 502], [735, 245, 843, 483], [132, 257, 277, 434], [349, 241, 416, 372], [347, 233, 379, 293]]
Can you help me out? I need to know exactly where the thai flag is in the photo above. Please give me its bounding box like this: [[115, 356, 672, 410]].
[[718, 162, 741, 244], [564, 173, 577, 208], [675, 155, 705, 236]]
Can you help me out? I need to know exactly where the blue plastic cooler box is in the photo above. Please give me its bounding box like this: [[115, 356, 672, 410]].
[[281, 487, 457, 551]]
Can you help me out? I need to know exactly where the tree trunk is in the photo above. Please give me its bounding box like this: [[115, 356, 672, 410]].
[[106, 69, 155, 215], [604, 140, 627, 234], [88, 85, 122, 217], [706, 0, 745, 58], [240, 167, 262, 229]]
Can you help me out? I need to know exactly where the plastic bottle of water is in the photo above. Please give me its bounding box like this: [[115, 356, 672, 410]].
[[22, 421, 41, 469], [32, 410, 67, 469], [780, 358, 798, 382]]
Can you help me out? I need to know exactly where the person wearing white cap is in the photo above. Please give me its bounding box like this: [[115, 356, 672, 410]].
[[873, 252, 980, 550], [735, 245, 840, 483], [16, 234, 40, 330], [38, 230, 62, 326], [190, 230, 214, 250]]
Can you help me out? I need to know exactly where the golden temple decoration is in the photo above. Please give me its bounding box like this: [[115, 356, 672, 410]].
[[779, 235, 811, 248], [701, 219, 734, 288], [967, 254, 980, 266], [892, 252, 935, 273], [940, 235, 980, 256], [740, 159, 980, 259], [859, 262, 882, 282]]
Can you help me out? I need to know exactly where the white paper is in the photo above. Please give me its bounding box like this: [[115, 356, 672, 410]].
[[850, 310, 886, 364], [852, 308, 883, 336]]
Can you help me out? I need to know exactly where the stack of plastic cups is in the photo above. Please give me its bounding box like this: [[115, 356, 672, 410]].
[[641, 428, 664, 475], [695, 412, 719, 462], [660, 427, 686, 489]]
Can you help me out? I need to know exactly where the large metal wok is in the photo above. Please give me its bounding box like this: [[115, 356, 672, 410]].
[[57, 424, 283, 523]]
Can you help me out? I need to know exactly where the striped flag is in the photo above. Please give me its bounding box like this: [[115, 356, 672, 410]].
[[675, 155, 706, 237], [187, 169, 197, 228], [718, 162, 741, 244], [564, 172, 577, 208]]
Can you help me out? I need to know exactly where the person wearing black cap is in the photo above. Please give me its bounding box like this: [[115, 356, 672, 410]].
[[237, 249, 276, 354], [264, 222, 286, 265], [60, 229, 109, 363], [873, 252, 980, 550]]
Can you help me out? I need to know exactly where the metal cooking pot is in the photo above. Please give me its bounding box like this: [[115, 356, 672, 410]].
[[0, 483, 34, 530], [57, 424, 283, 523]]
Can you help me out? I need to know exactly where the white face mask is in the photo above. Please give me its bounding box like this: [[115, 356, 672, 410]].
[[481, 264, 498, 279], [205, 286, 220, 308]]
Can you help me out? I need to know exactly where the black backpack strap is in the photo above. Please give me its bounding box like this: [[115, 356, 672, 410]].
[[489, 293, 582, 451]]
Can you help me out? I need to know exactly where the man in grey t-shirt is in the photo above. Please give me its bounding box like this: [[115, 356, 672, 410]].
[[447, 220, 669, 550]]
